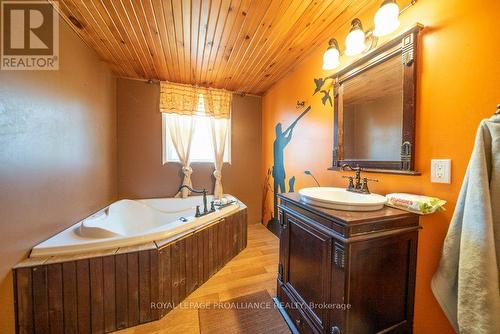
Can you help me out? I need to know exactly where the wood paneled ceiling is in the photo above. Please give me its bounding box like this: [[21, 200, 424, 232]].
[[53, 0, 378, 95]]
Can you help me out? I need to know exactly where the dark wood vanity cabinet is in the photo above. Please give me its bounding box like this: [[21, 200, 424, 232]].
[[276, 193, 420, 334]]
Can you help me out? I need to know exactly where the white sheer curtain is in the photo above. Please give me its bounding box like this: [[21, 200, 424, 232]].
[[210, 118, 230, 198], [160, 82, 200, 198], [204, 88, 232, 199], [165, 114, 196, 198]]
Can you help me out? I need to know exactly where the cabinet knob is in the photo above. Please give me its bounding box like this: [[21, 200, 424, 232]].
[[295, 318, 302, 327], [331, 326, 341, 334]]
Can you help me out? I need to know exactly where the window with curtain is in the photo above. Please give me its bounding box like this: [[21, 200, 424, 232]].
[[162, 112, 231, 164], [161, 89, 231, 164], [159, 81, 232, 199]]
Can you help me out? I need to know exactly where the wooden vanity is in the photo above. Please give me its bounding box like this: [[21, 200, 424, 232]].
[[276, 193, 420, 334]]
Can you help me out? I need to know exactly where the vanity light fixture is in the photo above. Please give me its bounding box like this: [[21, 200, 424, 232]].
[[320, 0, 417, 70], [345, 19, 366, 56], [373, 0, 400, 36], [322, 38, 341, 70]]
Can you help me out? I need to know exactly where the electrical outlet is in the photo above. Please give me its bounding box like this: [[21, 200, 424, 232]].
[[431, 159, 451, 184]]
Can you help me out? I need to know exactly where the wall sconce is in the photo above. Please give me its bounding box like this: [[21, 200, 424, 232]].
[[345, 19, 366, 56], [322, 39, 340, 70], [320, 0, 417, 70], [374, 0, 400, 36]]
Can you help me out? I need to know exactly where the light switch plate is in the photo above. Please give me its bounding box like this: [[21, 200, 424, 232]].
[[431, 159, 451, 183]]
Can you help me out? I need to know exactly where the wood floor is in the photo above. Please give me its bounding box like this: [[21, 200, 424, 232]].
[[117, 223, 279, 334]]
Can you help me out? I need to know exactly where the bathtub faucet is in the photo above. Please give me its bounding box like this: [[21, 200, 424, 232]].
[[176, 185, 215, 217]]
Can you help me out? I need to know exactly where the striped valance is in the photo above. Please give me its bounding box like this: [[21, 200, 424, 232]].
[[160, 82, 232, 119]]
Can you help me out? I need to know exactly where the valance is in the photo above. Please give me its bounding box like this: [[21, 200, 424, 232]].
[[203, 87, 232, 119], [160, 81, 232, 119]]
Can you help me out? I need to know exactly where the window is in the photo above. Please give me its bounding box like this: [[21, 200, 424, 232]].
[[162, 113, 231, 164]]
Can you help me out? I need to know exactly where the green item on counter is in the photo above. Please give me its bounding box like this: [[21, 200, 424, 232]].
[[385, 193, 447, 215]]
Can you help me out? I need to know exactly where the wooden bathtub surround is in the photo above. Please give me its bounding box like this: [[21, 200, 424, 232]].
[[276, 193, 420, 334], [13, 207, 247, 334]]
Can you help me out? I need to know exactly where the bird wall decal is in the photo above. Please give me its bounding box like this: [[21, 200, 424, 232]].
[[313, 78, 325, 95], [320, 90, 333, 106]]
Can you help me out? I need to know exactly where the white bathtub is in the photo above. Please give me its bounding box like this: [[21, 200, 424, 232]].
[[30, 195, 241, 258]]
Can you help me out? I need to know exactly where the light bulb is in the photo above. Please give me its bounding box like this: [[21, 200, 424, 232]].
[[373, 0, 400, 37], [322, 39, 340, 70], [345, 19, 366, 56]]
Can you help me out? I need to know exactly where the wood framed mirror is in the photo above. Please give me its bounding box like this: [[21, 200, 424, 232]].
[[331, 25, 423, 174]]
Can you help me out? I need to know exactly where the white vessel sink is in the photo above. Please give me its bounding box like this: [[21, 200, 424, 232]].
[[299, 187, 387, 211]]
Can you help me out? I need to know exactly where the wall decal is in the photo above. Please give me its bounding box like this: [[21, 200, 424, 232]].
[[314, 76, 335, 107], [267, 106, 311, 232], [265, 77, 334, 234], [320, 90, 333, 106]]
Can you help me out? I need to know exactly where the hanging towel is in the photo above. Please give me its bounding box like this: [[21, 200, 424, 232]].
[[432, 114, 500, 333]]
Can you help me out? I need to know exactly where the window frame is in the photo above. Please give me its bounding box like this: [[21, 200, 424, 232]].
[[162, 113, 232, 165]]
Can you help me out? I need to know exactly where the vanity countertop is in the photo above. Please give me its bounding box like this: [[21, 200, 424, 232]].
[[278, 192, 419, 238]]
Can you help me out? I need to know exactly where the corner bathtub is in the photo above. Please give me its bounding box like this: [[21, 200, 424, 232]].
[[30, 195, 240, 258]]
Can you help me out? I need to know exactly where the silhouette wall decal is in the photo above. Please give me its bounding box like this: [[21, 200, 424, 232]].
[[269, 106, 311, 229], [266, 77, 334, 233]]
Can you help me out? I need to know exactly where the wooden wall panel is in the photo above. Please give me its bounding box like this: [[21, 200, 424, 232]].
[[47, 264, 64, 334], [150, 250, 160, 321], [89, 258, 104, 333], [62, 262, 78, 333], [170, 241, 180, 307], [15, 268, 33, 334], [115, 254, 129, 330], [203, 228, 209, 281], [159, 246, 172, 318], [196, 233, 204, 287], [102, 256, 116, 332], [52, 0, 379, 94], [127, 253, 140, 326], [13, 208, 247, 334], [32, 266, 49, 333], [138, 250, 151, 323], [178, 239, 187, 302], [76, 260, 91, 334]]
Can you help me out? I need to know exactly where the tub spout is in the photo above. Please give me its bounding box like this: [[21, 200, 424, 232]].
[[177, 185, 212, 217]]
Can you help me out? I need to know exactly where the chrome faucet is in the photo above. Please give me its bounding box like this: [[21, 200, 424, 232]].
[[176, 185, 215, 217], [340, 164, 378, 194]]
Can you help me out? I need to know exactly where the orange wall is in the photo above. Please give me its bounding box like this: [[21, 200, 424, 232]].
[[262, 0, 500, 332]]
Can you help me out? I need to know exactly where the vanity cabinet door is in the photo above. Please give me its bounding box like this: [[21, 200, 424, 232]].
[[280, 209, 332, 333]]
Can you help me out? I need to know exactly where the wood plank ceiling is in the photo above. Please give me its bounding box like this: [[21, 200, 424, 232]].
[[52, 0, 379, 95]]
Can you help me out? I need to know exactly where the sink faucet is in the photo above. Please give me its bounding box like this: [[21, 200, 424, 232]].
[[176, 185, 215, 217], [340, 164, 377, 194]]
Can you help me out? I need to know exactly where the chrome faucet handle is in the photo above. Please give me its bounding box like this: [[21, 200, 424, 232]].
[[342, 176, 355, 191], [360, 177, 377, 194]]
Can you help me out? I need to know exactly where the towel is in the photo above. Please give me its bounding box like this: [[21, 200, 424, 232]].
[[431, 114, 500, 333]]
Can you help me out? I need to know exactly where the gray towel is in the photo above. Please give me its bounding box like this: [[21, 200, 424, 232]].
[[432, 114, 500, 333]]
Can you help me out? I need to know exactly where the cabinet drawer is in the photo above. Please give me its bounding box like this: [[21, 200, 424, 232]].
[[279, 285, 319, 334]]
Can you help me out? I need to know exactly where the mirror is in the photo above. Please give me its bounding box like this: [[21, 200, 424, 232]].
[[342, 54, 403, 161], [332, 25, 423, 174]]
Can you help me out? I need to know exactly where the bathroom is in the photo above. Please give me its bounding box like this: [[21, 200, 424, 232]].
[[1, 0, 499, 333]]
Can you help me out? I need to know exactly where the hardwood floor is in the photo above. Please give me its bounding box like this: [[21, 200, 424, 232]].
[[117, 223, 279, 334]]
